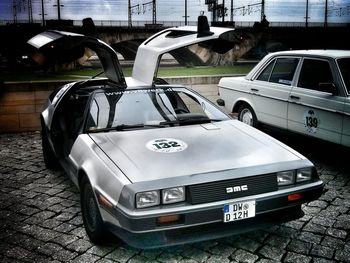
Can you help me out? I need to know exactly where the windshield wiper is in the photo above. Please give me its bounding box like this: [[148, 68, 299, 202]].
[[160, 117, 222, 126], [115, 124, 165, 131], [88, 123, 165, 133], [88, 118, 223, 133]]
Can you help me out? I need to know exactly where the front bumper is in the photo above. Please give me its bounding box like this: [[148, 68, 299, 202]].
[[102, 181, 323, 249]]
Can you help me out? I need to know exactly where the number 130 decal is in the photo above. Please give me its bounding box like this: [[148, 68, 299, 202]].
[[147, 138, 188, 153], [304, 110, 320, 133]]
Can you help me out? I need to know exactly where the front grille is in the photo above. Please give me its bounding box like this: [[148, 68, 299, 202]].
[[187, 173, 277, 205]]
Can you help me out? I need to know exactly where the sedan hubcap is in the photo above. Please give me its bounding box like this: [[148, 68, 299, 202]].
[[240, 109, 253, 126]]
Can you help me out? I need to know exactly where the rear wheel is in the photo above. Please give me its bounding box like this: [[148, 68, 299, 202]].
[[80, 176, 112, 244], [237, 104, 258, 128]]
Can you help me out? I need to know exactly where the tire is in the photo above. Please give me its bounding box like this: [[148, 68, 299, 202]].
[[80, 176, 112, 244], [237, 104, 258, 128], [41, 128, 59, 169]]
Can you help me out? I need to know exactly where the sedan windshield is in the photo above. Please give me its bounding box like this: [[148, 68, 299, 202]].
[[86, 87, 229, 132], [337, 58, 350, 94]]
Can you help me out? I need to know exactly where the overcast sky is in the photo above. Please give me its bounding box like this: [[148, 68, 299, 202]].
[[1, 0, 349, 24]]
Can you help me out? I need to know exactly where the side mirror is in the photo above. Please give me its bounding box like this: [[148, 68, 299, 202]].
[[319, 82, 337, 95], [217, 98, 225, 106]]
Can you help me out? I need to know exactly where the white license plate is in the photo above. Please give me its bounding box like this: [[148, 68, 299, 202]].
[[223, 200, 256, 223]]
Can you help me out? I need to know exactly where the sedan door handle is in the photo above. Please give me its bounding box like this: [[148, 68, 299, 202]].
[[290, 95, 300, 100], [251, 88, 259, 92]]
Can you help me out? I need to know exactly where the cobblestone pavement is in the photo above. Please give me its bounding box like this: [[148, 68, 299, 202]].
[[0, 131, 349, 263]]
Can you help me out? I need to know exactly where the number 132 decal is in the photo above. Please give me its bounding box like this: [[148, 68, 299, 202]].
[[147, 138, 188, 153]]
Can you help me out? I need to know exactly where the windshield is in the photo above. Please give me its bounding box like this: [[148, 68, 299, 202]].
[[337, 58, 350, 94], [86, 87, 229, 132]]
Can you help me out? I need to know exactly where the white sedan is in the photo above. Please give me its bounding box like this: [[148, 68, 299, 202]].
[[218, 50, 350, 147]]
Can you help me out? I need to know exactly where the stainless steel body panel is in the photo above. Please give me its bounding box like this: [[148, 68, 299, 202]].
[[88, 120, 305, 183], [35, 24, 324, 248]]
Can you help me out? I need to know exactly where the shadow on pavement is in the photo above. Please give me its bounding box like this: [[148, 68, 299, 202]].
[[261, 126, 350, 173]]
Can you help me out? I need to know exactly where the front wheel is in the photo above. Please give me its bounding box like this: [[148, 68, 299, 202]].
[[80, 177, 112, 244], [237, 104, 258, 128]]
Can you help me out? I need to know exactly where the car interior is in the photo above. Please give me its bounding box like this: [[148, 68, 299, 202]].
[[50, 83, 103, 158], [297, 59, 335, 93]]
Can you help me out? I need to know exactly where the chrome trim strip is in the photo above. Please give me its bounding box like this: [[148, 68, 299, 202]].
[[219, 85, 289, 103], [219, 85, 349, 116], [288, 100, 347, 116]]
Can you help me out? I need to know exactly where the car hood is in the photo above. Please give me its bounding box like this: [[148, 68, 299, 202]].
[[89, 120, 304, 183]]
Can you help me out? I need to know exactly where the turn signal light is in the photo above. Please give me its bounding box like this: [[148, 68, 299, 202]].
[[98, 194, 114, 210], [157, 215, 181, 225], [288, 193, 303, 201]]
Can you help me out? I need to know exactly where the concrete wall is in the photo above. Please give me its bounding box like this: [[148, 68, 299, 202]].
[[0, 75, 235, 133], [0, 81, 69, 133], [163, 75, 227, 103]]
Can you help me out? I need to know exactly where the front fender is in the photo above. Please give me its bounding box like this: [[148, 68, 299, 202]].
[[69, 134, 131, 206], [218, 77, 256, 114]]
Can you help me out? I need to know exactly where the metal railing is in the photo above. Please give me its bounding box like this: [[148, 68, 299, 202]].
[[0, 19, 197, 27], [0, 19, 347, 28]]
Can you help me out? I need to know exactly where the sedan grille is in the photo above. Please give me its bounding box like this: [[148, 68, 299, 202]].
[[187, 173, 277, 205]]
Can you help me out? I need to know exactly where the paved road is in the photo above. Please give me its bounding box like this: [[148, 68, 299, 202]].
[[0, 131, 349, 262]]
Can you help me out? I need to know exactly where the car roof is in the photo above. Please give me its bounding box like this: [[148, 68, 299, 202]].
[[268, 49, 350, 59], [28, 16, 237, 89], [244, 49, 350, 80]]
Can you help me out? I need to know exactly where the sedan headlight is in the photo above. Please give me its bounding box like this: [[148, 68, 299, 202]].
[[162, 187, 185, 204], [136, 191, 160, 208], [296, 168, 312, 183], [277, 170, 295, 186]]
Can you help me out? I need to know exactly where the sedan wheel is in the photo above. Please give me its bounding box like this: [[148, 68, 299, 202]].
[[238, 104, 257, 127], [80, 177, 112, 244]]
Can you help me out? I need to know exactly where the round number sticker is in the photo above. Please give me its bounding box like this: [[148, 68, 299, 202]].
[[303, 110, 320, 133], [146, 138, 188, 153]]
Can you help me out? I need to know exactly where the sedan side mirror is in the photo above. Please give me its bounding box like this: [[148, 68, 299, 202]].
[[319, 82, 338, 95], [217, 98, 225, 106]]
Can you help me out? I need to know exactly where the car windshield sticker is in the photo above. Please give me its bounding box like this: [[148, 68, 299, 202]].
[[146, 138, 187, 153], [105, 88, 173, 97], [304, 109, 320, 133], [278, 79, 292, 85], [201, 101, 206, 111]]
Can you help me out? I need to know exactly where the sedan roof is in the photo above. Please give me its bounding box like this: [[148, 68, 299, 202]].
[[267, 49, 350, 59]]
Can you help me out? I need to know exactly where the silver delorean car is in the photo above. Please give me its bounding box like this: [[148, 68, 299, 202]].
[[27, 17, 323, 249]]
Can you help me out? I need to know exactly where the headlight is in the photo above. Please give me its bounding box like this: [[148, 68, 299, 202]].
[[277, 170, 295, 186], [136, 191, 160, 208], [162, 187, 185, 204], [296, 168, 312, 183]]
